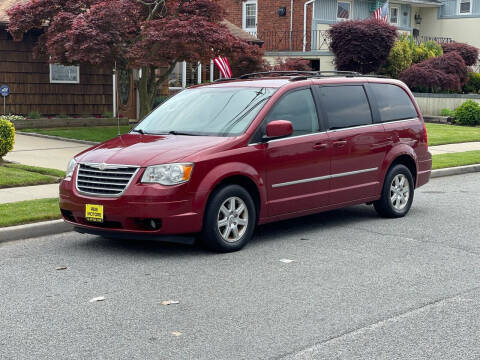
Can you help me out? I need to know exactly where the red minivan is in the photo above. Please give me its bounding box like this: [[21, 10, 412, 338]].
[[59, 73, 432, 252]]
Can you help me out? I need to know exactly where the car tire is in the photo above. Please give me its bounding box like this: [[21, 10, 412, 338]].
[[201, 184, 257, 253], [374, 164, 415, 218]]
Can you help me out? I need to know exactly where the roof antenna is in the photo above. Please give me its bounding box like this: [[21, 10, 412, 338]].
[[114, 61, 120, 137]]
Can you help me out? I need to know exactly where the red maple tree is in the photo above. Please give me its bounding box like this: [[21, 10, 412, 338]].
[[8, 0, 264, 117]]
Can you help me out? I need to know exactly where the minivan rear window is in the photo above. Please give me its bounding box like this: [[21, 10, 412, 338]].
[[318, 85, 372, 130], [369, 83, 418, 122], [134, 87, 276, 136]]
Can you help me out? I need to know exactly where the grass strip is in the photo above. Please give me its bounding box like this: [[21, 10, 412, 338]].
[[0, 166, 59, 189], [22, 125, 132, 143], [0, 198, 61, 228], [432, 150, 480, 170], [426, 123, 480, 146], [3, 163, 66, 178]]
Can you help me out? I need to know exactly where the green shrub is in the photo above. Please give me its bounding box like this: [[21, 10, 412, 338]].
[[27, 111, 41, 119], [383, 37, 413, 78], [463, 72, 480, 94], [102, 112, 113, 118], [382, 36, 443, 78], [0, 117, 15, 159], [440, 108, 455, 117], [412, 41, 443, 64], [454, 100, 480, 125]]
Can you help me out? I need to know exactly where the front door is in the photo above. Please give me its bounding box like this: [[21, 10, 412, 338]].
[[264, 88, 331, 217], [315, 84, 388, 205]]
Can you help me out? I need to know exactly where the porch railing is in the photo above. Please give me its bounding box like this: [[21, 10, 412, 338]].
[[255, 30, 331, 52], [412, 35, 454, 46]]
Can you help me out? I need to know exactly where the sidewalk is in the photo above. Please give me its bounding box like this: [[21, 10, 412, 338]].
[[0, 184, 59, 204], [429, 142, 480, 155]]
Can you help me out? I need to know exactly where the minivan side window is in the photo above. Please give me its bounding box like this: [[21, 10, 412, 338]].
[[370, 83, 418, 122], [318, 85, 372, 130], [265, 88, 319, 136]]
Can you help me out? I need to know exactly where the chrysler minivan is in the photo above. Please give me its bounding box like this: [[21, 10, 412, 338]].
[[59, 72, 432, 252]]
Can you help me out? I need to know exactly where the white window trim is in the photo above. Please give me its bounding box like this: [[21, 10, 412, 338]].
[[389, 6, 400, 25], [336, 0, 353, 21], [242, 0, 258, 34], [457, 0, 472, 15], [49, 64, 80, 84]]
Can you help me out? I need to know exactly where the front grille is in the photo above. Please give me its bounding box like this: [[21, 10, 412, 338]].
[[76, 163, 139, 197]]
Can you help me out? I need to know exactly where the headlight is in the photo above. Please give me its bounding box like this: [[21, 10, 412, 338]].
[[65, 158, 77, 180], [141, 163, 194, 186]]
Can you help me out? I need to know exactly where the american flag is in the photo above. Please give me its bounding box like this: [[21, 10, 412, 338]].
[[214, 56, 232, 79], [373, 1, 389, 22]]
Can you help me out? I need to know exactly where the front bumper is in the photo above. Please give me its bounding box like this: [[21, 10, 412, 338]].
[[59, 177, 204, 238]]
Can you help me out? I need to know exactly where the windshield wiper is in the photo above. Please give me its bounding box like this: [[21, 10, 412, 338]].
[[131, 129, 145, 134], [166, 131, 200, 136]]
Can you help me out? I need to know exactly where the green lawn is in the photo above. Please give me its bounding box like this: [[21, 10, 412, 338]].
[[0, 198, 61, 228], [3, 163, 66, 178], [0, 166, 60, 189], [426, 123, 480, 146], [22, 125, 132, 143], [432, 150, 480, 170]]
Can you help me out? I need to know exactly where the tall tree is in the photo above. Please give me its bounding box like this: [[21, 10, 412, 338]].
[[8, 0, 263, 118]]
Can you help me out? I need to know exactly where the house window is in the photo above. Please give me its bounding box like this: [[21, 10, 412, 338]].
[[337, 1, 352, 20], [459, 0, 471, 14], [390, 6, 399, 25], [49, 64, 80, 84], [243, 0, 257, 34]]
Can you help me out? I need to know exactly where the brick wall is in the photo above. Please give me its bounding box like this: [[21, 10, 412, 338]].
[[218, 0, 314, 52]]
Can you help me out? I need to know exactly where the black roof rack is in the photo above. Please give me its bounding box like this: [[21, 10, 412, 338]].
[[213, 70, 387, 83]]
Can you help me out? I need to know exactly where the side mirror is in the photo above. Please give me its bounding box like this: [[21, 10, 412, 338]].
[[264, 120, 293, 140]]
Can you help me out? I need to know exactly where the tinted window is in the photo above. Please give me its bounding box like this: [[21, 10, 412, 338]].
[[265, 89, 319, 136], [370, 83, 418, 122], [318, 85, 372, 130]]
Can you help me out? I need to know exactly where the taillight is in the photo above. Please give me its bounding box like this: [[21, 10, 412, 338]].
[[423, 123, 428, 150]]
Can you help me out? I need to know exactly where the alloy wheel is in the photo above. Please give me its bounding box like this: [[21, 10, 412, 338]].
[[390, 174, 410, 211], [217, 196, 249, 243]]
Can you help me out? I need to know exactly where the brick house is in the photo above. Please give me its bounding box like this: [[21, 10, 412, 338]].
[[217, 0, 480, 71]]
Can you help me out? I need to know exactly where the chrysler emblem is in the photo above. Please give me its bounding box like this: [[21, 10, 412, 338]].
[[99, 163, 107, 171]]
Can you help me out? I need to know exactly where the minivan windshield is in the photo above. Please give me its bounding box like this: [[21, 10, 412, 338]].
[[133, 87, 276, 137]]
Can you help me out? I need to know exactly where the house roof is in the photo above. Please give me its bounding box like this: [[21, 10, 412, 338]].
[[222, 20, 263, 45], [0, 0, 29, 24]]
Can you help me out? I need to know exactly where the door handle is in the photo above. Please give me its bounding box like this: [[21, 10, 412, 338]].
[[313, 143, 328, 150], [333, 140, 347, 148]]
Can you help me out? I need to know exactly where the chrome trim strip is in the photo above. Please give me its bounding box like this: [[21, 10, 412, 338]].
[[76, 163, 140, 198], [272, 167, 378, 188]]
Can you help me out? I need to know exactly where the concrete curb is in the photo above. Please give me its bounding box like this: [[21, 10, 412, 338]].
[[431, 164, 480, 178], [16, 131, 99, 146], [0, 220, 73, 244]]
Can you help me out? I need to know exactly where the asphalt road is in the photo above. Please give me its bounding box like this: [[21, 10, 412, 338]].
[[1, 173, 480, 360]]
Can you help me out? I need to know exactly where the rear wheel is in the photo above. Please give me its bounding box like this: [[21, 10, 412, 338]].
[[374, 164, 414, 218], [201, 185, 257, 252]]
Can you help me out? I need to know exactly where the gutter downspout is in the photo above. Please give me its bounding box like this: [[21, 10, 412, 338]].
[[290, 0, 294, 50], [303, 0, 315, 52]]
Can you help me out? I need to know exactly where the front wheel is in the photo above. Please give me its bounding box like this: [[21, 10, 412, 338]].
[[374, 164, 414, 218], [201, 185, 257, 252]]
